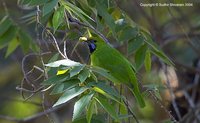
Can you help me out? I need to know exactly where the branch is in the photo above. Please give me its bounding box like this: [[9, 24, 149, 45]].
[[166, 5, 200, 57], [45, 29, 67, 59], [66, 13, 110, 44], [148, 90, 177, 122], [183, 91, 200, 122], [122, 97, 139, 123], [162, 33, 200, 47], [0, 104, 64, 122], [174, 61, 200, 75]]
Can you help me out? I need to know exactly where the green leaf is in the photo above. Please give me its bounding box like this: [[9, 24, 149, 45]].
[[50, 79, 80, 94], [61, 0, 94, 25], [0, 25, 18, 49], [70, 65, 85, 77], [142, 31, 174, 66], [143, 84, 166, 91], [95, 0, 116, 36], [18, 29, 32, 53], [72, 92, 94, 121], [86, 98, 95, 123], [89, 66, 120, 83], [135, 44, 148, 70], [0, 16, 12, 37], [66, 1, 94, 22], [128, 35, 144, 54], [73, 114, 105, 123], [92, 87, 121, 104], [144, 50, 151, 72], [115, 19, 126, 33], [41, 10, 53, 24], [5, 38, 19, 58], [51, 84, 65, 95], [52, 6, 65, 32], [43, 0, 58, 16], [45, 59, 81, 67], [95, 96, 118, 120], [150, 48, 174, 65], [96, 16, 104, 32], [76, 0, 93, 16], [30, 41, 39, 52], [118, 114, 132, 120], [118, 101, 128, 116], [90, 71, 98, 82], [118, 26, 138, 42], [142, 31, 161, 51], [66, 31, 80, 40], [53, 86, 88, 107], [78, 68, 90, 83], [42, 73, 70, 85], [88, 0, 96, 7], [48, 53, 59, 63], [154, 89, 162, 101], [89, 82, 120, 98], [29, 0, 48, 6], [20, 0, 32, 5]]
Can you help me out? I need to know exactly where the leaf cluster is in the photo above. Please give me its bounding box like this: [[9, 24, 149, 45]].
[[43, 59, 129, 123]]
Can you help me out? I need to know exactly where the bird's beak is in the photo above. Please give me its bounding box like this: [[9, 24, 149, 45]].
[[79, 37, 88, 42]]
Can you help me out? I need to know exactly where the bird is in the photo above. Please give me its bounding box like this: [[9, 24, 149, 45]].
[[80, 36, 145, 108]]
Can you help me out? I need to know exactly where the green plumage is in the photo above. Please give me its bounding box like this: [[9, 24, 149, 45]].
[[86, 37, 145, 108]]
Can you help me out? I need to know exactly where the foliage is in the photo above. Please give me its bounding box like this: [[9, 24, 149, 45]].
[[0, 0, 175, 123]]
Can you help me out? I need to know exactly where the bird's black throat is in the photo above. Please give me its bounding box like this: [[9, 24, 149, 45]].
[[86, 40, 97, 53]]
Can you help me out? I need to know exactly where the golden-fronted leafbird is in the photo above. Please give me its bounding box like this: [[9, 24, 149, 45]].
[[81, 36, 145, 108]]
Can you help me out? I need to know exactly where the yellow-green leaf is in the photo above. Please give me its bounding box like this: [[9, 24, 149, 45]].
[[144, 50, 151, 72], [5, 38, 19, 58]]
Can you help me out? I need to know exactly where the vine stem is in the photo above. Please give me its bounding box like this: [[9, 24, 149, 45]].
[[148, 90, 177, 122], [122, 96, 139, 123]]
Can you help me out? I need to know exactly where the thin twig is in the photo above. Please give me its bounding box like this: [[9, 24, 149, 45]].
[[122, 97, 139, 123], [16, 85, 45, 93], [148, 90, 177, 122], [0, 104, 64, 122], [63, 41, 68, 58], [166, 4, 200, 57], [174, 61, 200, 75], [191, 60, 200, 101], [67, 13, 110, 44], [183, 90, 200, 122], [21, 53, 38, 98], [2, 0, 8, 15], [179, 104, 200, 123], [74, 48, 85, 63], [45, 29, 67, 59], [162, 33, 200, 47]]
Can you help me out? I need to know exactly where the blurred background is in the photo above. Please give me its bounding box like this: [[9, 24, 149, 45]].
[[0, 0, 200, 123]]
